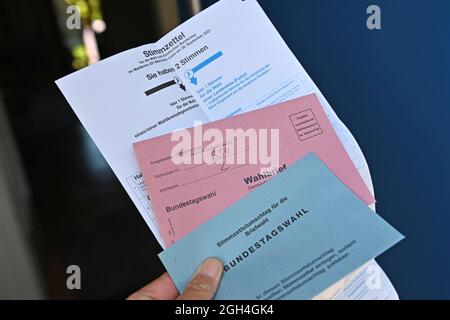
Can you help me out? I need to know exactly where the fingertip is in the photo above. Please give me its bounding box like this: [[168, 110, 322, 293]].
[[197, 257, 223, 279], [177, 257, 224, 300]]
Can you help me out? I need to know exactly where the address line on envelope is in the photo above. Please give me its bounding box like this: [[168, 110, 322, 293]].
[[162, 148, 251, 189], [181, 164, 248, 187]]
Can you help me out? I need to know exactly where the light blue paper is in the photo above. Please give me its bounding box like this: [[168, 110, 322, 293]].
[[159, 153, 403, 300]]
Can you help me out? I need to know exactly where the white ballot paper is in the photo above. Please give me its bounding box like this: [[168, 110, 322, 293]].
[[56, 0, 397, 299]]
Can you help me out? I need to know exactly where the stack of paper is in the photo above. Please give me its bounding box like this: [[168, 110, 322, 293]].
[[133, 94, 375, 246], [56, 0, 402, 299]]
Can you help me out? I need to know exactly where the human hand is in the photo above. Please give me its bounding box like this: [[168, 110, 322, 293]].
[[127, 257, 223, 300]]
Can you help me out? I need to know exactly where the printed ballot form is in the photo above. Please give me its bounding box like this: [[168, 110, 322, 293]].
[[56, 0, 397, 299]]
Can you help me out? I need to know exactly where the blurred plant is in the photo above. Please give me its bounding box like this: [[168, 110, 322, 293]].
[[65, 0, 106, 32], [55, 0, 106, 69], [71, 44, 89, 70]]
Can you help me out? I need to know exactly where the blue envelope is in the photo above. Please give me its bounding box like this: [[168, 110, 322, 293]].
[[159, 153, 403, 299]]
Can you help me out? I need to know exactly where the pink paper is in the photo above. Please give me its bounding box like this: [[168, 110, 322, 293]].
[[134, 94, 375, 246]]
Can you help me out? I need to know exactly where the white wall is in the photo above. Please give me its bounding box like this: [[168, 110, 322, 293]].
[[0, 94, 43, 299]]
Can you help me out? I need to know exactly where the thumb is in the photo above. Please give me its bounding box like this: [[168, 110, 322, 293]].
[[177, 257, 223, 300]]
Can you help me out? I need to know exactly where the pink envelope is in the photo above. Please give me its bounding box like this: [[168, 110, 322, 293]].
[[134, 94, 375, 246]]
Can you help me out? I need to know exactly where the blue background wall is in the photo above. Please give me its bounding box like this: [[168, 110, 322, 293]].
[[200, 0, 450, 299]]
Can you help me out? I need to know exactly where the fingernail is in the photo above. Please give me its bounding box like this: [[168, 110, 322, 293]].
[[197, 257, 223, 279]]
